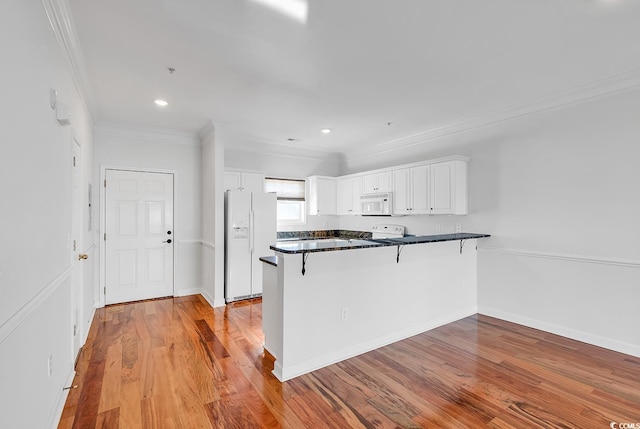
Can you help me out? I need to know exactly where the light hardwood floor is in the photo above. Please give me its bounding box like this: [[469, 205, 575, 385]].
[[58, 295, 640, 428]]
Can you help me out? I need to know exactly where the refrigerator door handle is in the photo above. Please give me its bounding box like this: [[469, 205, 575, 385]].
[[249, 210, 254, 253]]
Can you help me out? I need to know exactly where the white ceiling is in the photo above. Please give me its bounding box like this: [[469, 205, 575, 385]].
[[68, 0, 640, 155]]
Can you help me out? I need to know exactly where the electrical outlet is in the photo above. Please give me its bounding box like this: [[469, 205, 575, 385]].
[[341, 308, 348, 321], [48, 354, 53, 377], [455, 224, 462, 233]]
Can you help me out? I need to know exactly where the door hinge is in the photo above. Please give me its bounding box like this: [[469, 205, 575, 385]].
[[73, 324, 78, 336], [73, 156, 76, 167], [104, 286, 106, 296], [72, 239, 77, 251], [104, 233, 106, 241], [104, 179, 106, 188]]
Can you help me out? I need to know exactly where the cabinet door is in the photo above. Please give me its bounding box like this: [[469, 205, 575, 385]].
[[392, 168, 411, 214], [241, 173, 265, 194], [224, 171, 264, 193], [362, 174, 377, 194], [337, 178, 353, 215], [362, 172, 392, 193], [308, 176, 336, 215], [411, 165, 430, 214], [224, 171, 241, 191], [317, 177, 337, 214], [430, 162, 453, 214], [350, 177, 363, 214], [376, 171, 393, 192]]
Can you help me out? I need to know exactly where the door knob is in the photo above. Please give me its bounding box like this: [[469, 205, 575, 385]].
[[78, 253, 88, 261], [163, 239, 172, 244]]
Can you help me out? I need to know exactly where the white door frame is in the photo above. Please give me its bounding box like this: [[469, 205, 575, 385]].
[[70, 134, 83, 360], [99, 165, 178, 308]]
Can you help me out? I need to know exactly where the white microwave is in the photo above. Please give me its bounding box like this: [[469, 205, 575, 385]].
[[360, 192, 392, 215]]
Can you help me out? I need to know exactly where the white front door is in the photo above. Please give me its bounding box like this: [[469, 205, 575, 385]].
[[105, 169, 174, 304]]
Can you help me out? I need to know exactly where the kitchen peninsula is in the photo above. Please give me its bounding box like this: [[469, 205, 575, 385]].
[[261, 231, 490, 381]]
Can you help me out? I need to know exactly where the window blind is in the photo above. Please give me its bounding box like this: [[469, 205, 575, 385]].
[[265, 177, 305, 201]]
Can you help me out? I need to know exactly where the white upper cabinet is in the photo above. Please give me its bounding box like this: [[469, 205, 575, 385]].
[[224, 171, 265, 193], [307, 176, 337, 215], [392, 165, 430, 215], [313, 156, 468, 217], [391, 160, 467, 215], [337, 176, 363, 215], [362, 171, 392, 194], [411, 165, 431, 214], [429, 160, 467, 215], [392, 168, 411, 214]]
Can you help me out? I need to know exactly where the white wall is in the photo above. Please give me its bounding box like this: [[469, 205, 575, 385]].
[[270, 239, 479, 380], [341, 88, 640, 357], [201, 124, 226, 307], [0, 0, 94, 427], [94, 127, 203, 298]]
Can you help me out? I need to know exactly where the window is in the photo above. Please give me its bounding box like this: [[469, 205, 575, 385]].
[[265, 177, 306, 226]]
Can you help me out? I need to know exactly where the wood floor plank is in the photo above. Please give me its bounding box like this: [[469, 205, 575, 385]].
[[120, 381, 143, 428], [97, 340, 123, 413], [59, 296, 640, 428]]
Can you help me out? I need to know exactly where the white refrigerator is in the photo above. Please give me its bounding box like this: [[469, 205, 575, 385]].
[[225, 190, 277, 303]]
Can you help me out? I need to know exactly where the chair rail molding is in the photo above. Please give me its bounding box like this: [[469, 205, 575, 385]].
[[0, 266, 72, 346], [479, 246, 640, 269]]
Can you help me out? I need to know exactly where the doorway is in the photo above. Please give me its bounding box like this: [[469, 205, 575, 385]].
[[104, 169, 175, 304], [70, 136, 83, 359]]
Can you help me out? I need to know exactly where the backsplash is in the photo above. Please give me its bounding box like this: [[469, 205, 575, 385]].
[[277, 230, 372, 241]]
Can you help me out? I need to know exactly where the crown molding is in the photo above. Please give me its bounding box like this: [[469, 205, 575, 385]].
[[198, 121, 216, 144], [40, 0, 94, 126], [344, 67, 640, 163], [225, 139, 338, 162], [95, 122, 201, 146]]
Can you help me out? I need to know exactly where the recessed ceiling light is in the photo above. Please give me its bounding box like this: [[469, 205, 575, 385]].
[[154, 99, 168, 107], [321, 128, 332, 134], [249, 0, 308, 23]]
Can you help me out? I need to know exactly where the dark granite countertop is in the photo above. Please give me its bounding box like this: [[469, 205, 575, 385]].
[[259, 256, 278, 267], [270, 233, 490, 254]]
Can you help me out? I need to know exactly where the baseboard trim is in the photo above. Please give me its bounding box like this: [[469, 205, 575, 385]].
[[49, 367, 76, 429], [0, 266, 72, 346], [478, 306, 640, 358], [197, 290, 226, 308], [276, 307, 477, 381], [479, 246, 640, 269], [174, 288, 203, 297]]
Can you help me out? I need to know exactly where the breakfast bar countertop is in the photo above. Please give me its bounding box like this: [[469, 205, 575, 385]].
[[270, 232, 490, 254]]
